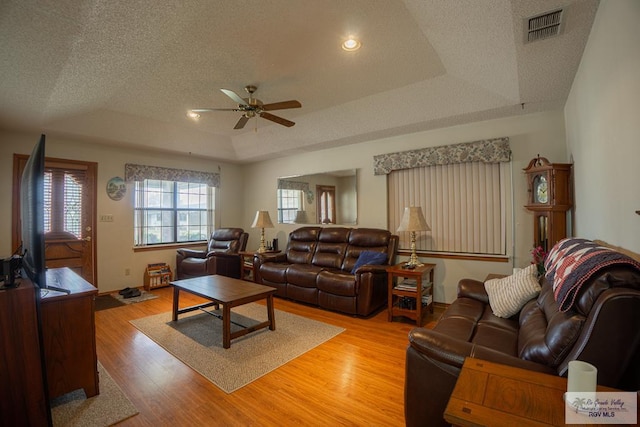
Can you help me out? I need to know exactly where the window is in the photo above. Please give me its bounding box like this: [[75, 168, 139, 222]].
[[388, 162, 508, 255], [134, 179, 215, 245], [44, 169, 85, 238], [277, 189, 302, 224]]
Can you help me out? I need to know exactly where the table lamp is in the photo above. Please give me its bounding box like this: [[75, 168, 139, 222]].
[[294, 210, 308, 224], [396, 206, 430, 267], [251, 210, 274, 253]]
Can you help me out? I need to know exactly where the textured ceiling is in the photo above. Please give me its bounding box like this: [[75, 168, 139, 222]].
[[0, 0, 599, 163]]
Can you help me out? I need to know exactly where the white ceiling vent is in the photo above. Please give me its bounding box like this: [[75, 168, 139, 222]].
[[525, 9, 564, 43]]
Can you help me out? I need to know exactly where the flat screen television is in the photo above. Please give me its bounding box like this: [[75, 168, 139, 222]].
[[20, 134, 68, 294], [20, 135, 47, 289]]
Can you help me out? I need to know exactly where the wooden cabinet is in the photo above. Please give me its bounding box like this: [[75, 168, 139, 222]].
[[40, 268, 99, 399], [0, 279, 50, 427], [0, 267, 98, 426], [386, 263, 435, 326]]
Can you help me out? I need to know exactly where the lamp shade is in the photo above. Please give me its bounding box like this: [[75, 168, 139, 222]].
[[294, 210, 308, 224], [251, 210, 274, 229], [397, 207, 430, 232]]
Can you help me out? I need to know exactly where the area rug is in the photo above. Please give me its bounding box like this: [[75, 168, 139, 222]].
[[112, 289, 158, 305], [130, 303, 345, 393], [51, 361, 138, 426], [94, 294, 125, 311]]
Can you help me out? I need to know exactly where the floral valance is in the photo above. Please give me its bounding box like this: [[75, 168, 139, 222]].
[[373, 137, 511, 175], [277, 179, 309, 193], [124, 163, 220, 187]]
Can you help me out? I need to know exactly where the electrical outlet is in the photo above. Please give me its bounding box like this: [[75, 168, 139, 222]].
[[124, 268, 131, 276], [100, 214, 114, 222]]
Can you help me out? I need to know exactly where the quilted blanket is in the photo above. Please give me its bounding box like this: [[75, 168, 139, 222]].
[[544, 238, 640, 312]]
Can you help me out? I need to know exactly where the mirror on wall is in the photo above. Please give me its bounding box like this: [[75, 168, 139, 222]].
[[277, 169, 357, 225]]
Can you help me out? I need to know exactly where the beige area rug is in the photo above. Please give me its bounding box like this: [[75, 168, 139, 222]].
[[51, 361, 138, 426], [130, 303, 345, 393]]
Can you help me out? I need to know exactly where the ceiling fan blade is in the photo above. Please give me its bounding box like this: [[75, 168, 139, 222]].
[[221, 89, 248, 106], [262, 100, 302, 111], [234, 115, 250, 129], [260, 112, 295, 127], [191, 108, 239, 112]]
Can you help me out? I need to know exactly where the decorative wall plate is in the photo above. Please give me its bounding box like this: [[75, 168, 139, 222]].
[[106, 176, 126, 201]]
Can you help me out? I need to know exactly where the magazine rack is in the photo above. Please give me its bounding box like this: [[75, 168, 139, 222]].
[[144, 263, 172, 291]]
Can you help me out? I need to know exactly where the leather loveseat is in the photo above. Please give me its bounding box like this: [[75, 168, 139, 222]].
[[176, 228, 248, 280], [254, 226, 398, 316], [405, 238, 640, 427]]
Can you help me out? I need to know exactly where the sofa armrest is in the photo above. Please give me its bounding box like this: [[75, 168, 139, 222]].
[[255, 252, 287, 264], [457, 278, 489, 304], [408, 328, 473, 369], [353, 264, 388, 275], [177, 248, 207, 259], [207, 251, 238, 259]]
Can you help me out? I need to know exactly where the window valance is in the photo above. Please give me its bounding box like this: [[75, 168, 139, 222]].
[[373, 137, 511, 175], [124, 163, 220, 187], [277, 179, 310, 193]]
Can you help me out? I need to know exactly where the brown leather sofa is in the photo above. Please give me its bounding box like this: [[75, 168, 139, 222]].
[[405, 247, 640, 426], [254, 226, 398, 316], [176, 228, 248, 280]]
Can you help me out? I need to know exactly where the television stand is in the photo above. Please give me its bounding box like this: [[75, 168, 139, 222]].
[[40, 268, 99, 399]]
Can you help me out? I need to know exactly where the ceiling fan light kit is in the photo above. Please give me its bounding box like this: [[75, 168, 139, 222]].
[[191, 85, 301, 130]]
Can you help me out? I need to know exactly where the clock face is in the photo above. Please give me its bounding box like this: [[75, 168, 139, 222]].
[[533, 175, 548, 204]]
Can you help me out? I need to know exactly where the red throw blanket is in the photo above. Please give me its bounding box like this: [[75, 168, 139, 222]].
[[544, 238, 640, 312]]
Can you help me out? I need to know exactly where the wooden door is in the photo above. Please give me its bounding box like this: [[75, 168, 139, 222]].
[[12, 155, 98, 285]]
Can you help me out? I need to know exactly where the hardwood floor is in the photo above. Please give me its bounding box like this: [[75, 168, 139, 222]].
[[94, 287, 441, 426]]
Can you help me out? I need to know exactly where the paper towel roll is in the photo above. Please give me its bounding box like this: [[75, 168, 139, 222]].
[[567, 360, 597, 393]]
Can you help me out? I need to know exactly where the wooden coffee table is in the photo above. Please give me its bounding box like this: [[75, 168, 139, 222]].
[[171, 275, 277, 349]]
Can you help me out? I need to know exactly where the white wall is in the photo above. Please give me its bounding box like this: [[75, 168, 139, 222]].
[[242, 110, 568, 302], [564, 0, 640, 253], [0, 130, 243, 293]]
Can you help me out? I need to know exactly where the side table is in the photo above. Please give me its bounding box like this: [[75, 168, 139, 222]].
[[386, 262, 435, 326], [239, 250, 280, 282], [444, 358, 621, 427]]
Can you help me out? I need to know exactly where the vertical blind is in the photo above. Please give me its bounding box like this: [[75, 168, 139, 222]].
[[388, 162, 506, 255]]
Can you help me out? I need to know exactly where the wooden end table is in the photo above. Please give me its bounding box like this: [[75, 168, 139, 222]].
[[386, 262, 435, 326], [239, 250, 280, 282], [444, 358, 621, 427]]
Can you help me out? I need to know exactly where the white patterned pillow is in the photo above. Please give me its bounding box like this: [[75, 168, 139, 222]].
[[484, 264, 541, 318]]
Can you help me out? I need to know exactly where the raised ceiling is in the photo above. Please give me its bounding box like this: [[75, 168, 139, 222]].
[[0, 0, 599, 163]]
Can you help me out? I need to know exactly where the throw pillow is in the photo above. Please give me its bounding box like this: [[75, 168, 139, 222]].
[[351, 251, 388, 274], [484, 264, 541, 318]]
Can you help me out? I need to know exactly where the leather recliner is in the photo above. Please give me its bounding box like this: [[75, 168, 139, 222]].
[[176, 228, 248, 279], [404, 263, 640, 427]]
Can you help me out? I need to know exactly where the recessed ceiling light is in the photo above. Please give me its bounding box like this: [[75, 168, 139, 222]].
[[342, 37, 361, 51], [187, 111, 200, 119]]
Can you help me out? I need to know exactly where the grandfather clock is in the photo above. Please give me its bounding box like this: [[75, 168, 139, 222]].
[[523, 156, 573, 251]]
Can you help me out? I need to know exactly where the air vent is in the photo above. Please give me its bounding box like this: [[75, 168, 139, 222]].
[[525, 8, 564, 43]]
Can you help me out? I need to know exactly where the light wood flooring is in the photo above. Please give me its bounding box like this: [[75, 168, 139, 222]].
[[95, 287, 441, 426]]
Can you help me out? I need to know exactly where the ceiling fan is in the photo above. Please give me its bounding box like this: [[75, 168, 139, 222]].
[[191, 85, 302, 129]]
